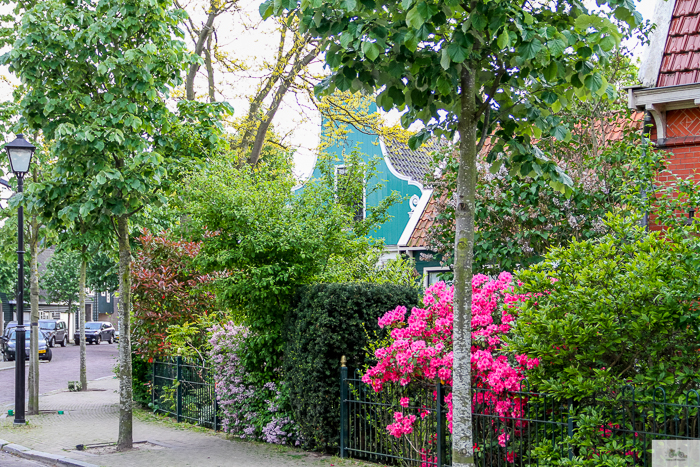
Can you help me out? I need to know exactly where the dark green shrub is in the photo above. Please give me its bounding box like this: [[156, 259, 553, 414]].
[[510, 214, 700, 401], [283, 283, 420, 452], [132, 351, 151, 405]]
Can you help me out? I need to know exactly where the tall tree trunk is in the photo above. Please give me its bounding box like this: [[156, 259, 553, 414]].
[[205, 33, 215, 103], [27, 216, 40, 415], [116, 215, 133, 451], [185, 11, 216, 101], [79, 255, 87, 391], [246, 46, 319, 166], [452, 65, 477, 467]]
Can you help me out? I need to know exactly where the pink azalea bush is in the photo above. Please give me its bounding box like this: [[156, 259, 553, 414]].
[[362, 273, 539, 462], [208, 322, 299, 445]]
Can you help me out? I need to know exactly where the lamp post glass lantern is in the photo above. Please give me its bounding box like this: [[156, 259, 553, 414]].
[[5, 134, 36, 425]]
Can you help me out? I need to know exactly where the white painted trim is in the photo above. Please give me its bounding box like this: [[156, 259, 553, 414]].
[[423, 266, 451, 288], [647, 104, 667, 140], [631, 83, 700, 109], [398, 189, 433, 247], [380, 139, 426, 191], [638, 0, 675, 87], [292, 150, 320, 192]]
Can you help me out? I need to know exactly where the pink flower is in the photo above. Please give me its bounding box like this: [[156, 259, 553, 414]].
[[362, 276, 541, 442]]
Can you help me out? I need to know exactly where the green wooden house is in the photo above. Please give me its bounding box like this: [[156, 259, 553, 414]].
[[295, 106, 446, 282]]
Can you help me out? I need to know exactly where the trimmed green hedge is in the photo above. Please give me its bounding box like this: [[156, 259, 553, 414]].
[[283, 283, 420, 452]]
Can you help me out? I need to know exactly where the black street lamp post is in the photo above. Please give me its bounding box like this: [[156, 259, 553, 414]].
[[5, 134, 36, 425]]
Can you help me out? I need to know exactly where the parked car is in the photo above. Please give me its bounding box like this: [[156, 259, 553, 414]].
[[3, 321, 17, 339], [114, 330, 119, 343], [74, 321, 115, 345], [39, 319, 69, 347], [1, 328, 52, 362]]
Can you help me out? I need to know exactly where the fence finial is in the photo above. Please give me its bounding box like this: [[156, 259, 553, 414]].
[[341, 355, 347, 367]]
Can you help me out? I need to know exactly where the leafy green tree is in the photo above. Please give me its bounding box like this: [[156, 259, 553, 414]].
[[263, 0, 643, 463], [510, 213, 700, 399], [4, 0, 229, 449], [40, 249, 81, 321], [86, 252, 119, 295], [185, 149, 394, 378]]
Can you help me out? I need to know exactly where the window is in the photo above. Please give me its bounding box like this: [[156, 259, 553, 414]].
[[335, 165, 365, 222], [423, 267, 451, 288]]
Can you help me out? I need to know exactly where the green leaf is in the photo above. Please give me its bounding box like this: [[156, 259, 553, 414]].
[[406, 2, 431, 29], [341, 0, 357, 10], [553, 125, 569, 141], [497, 29, 510, 49], [362, 41, 381, 61], [547, 38, 567, 57], [519, 39, 543, 60], [340, 31, 353, 49], [599, 35, 616, 52], [440, 48, 451, 70], [447, 42, 468, 63], [551, 99, 562, 113], [584, 72, 603, 92]]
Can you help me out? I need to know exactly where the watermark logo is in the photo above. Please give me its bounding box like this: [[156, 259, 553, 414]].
[[653, 440, 700, 466]]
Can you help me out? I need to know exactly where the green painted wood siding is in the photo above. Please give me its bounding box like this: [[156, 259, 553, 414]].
[[299, 124, 423, 246]]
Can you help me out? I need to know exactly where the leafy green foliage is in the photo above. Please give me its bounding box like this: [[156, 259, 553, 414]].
[[6, 0, 231, 241], [86, 252, 119, 295], [509, 214, 700, 401], [185, 151, 396, 379], [40, 249, 81, 313], [426, 125, 649, 275], [131, 351, 152, 406], [264, 0, 644, 192], [283, 283, 420, 451], [131, 231, 219, 359]]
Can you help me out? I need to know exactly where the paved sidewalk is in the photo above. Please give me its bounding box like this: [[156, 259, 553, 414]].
[[0, 377, 351, 467]]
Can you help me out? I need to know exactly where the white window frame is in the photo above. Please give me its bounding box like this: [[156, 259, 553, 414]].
[[423, 266, 451, 289]]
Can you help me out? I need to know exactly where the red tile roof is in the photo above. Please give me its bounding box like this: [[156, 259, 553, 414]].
[[657, 0, 700, 87]]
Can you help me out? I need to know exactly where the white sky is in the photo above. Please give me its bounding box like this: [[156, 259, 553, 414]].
[[0, 0, 657, 185]]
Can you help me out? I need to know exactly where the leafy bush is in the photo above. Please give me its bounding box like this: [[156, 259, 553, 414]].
[[283, 283, 420, 451], [509, 214, 700, 401], [132, 351, 151, 405], [209, 322, 298, 444], [131, 230, 218, 359]]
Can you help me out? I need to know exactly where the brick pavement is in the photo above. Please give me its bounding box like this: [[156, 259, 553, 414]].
[[0, 341, 119, 404], [0, 376, 360, 467]]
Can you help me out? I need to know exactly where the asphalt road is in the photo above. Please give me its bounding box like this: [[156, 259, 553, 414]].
[[0, 341, 119, 405]]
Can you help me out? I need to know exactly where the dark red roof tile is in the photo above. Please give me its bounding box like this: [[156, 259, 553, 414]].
[[690, 51, 700, 68], [657, 73, 677, 87], [661, 54, 674, 72], [675, 0, 698, 16], [677, 52, 693, 70], [657, 0, 700, 87], [688, 34, 700, 50], [668, 35, 688, 53], [680, 15, 700, 35], [669, 16, 685, 35]]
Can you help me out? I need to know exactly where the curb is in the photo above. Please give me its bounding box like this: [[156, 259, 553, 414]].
[[0, 439, 98, 467]]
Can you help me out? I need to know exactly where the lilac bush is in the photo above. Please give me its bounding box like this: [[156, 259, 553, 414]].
[[208, 322, 299, 444]]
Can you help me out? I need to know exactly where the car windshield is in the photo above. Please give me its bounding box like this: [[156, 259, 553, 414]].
[[39, 322, 55, 330], [85, 323, 101, 330], [7, 329, 43, 341]]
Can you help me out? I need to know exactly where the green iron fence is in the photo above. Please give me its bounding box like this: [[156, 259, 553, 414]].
[[151, 357, 220, 430], [340, 363, 700, 466]]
